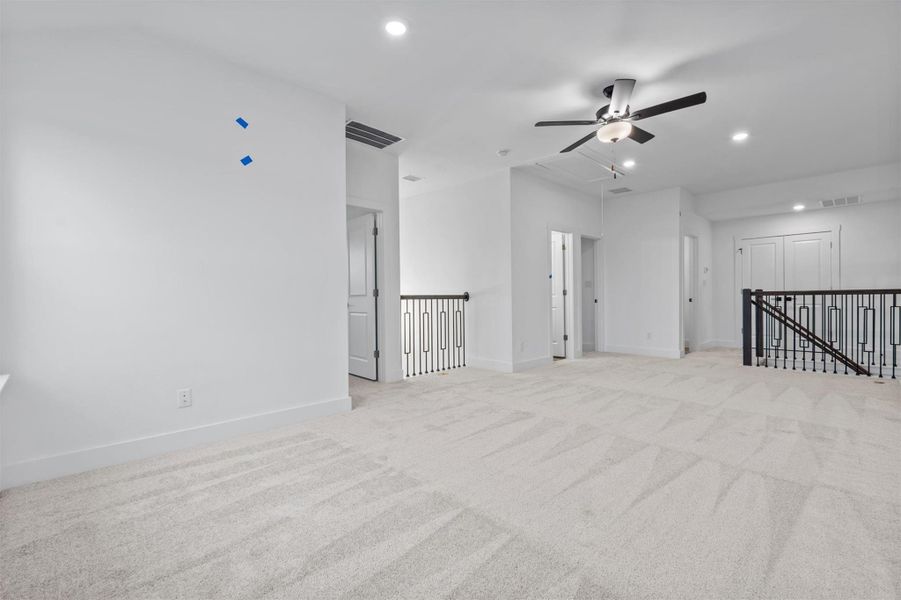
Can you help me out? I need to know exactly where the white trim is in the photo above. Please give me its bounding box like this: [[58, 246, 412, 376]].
[[513, 356, 554, 372], [466, 356, 515, 373], [1, 396, 351, 490], [603, 345, 682, 359], [703, 339, 740, 349]]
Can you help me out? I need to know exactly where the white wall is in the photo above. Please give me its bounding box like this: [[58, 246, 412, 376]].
[[679, 189, 715, 350], [510, 170, 603, 369], [603, 188, 682, 358], [0, 30, 349, 488], [346, 141, 402, 382], [711, 197, 901, 346], [695, 163, 900, 221], [399, 172, 514, 371]]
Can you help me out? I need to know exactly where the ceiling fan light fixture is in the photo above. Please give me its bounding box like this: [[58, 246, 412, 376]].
[[596, 121, 632, 143]]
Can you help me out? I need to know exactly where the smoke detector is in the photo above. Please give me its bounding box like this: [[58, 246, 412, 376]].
[[402, 174, 422, 182]]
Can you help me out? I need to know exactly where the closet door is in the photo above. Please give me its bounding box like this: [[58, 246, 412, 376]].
[[784, 231, 832, 348]]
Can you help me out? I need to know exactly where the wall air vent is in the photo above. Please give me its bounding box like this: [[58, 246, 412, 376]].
[[402, 174, 422, 182], [820, 195, 861, 208], [345, 120, 403, 149], [609, 187, 632, 194]]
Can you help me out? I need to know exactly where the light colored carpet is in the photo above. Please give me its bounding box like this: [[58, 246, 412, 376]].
[[1, 349, 899, 599]]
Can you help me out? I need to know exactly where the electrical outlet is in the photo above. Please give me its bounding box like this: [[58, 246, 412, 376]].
[[177, 388, 192, 408]]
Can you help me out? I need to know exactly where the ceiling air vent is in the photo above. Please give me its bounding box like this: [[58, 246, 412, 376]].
[[402, 174, 422, 182], [820, 195, 861, 208], [345, 120, 403, 149], [609, 187, 632, 194]]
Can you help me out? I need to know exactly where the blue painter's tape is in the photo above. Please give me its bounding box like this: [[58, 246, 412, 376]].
[[240, 155, 253, 166], [235, 117, 249, 129]]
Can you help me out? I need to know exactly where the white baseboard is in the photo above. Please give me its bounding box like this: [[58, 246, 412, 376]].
[[1, 396, 351, 491], [703, 339, 740, 349], [513, 356, 553, 372], [466, 356, 514, 373], [603, 345, 682, 359]]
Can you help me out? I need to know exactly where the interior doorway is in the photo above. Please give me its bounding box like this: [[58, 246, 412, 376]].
[[550, 230, 572, 359], [682, 235, 698, 354], [581, 237, 599, 353], [347, 207, 379, 380]]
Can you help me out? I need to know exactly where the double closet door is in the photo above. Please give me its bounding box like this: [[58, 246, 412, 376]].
[[739, 230, 833, 350], [741, 231, 832, 293]]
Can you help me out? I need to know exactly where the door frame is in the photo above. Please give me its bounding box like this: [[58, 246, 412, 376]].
[[580, 235, 602, 353], [548, 230, 575, 360], [347, 206, 382, 381], [682, 234, 699, 355]]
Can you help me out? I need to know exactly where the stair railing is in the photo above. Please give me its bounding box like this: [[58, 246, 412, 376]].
[[401, 292, 469, 377], [742, 288, 900, 378]]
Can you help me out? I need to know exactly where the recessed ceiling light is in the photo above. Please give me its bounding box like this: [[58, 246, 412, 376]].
[[793, 204, 805, 211], [385, 20, 407, 36], [731, 131, 749, 142], [622, 159, 636, 168]]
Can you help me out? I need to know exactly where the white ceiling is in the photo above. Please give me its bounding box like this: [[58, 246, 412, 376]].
[[4, 1, 900, 202]]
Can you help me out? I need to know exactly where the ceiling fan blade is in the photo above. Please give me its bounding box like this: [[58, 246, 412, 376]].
[[629, 91, 707, 122], [535, 120, 597, 127], [561, 131, 597, 153], [628, 125, 655, 144], [609, 79, 636, 117]]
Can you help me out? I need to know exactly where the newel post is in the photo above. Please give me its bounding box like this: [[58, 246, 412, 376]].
[[742, 288, 752, 366]]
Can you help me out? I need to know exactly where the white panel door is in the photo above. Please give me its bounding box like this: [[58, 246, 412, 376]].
[[348, 214, 377, 380], [784, 231, 832, 344], [551, 231, 566, 358], [739, 236, 784, 346], [742, 236, 784, 292], [784, 232, 831, 291]]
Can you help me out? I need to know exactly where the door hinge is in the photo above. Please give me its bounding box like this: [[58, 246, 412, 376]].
[[373, 350, 380, 359], [562, 243, 566, 251], [373, 288, 379, 297], [372, 226, 378, 236], [563, 334, 569, 341], [562, 289, 567, 296]]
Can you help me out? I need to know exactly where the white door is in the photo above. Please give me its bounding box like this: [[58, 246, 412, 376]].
[[784, 232, 831, 291], [551, 231, 566, 358], [742, 236, 784, 292], [347, 213, 377, 380], [784, 231, 832, 343], [739, 231, 832, 349]]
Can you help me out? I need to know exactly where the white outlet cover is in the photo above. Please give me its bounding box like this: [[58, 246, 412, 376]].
[[177, 388, 192, 408]]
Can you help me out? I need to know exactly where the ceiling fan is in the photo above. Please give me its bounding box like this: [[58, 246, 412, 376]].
[[535, 79, 707, 153]]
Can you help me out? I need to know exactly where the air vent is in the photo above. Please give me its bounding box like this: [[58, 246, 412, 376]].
[[820, 195, 861, 208], [402, 174, 422, 182], [345, 121, 403, 149], [609, 187, 632, 194]]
